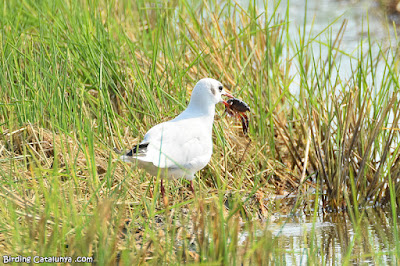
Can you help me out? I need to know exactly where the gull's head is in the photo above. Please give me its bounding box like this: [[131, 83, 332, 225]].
[[190, 78, 233, 107]]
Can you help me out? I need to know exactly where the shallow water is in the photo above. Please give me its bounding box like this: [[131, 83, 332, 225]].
[[237, 207, 398, 264], [239, 0, 397, 93], [271, 208, 398, 264]]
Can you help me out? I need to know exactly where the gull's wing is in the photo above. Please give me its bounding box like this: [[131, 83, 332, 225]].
[[122, 116, 213, 173]]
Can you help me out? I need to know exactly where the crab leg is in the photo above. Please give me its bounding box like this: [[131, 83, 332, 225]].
[[239, 114, 249, 135]]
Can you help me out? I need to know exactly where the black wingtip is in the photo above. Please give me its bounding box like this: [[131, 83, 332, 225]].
[[126, 143, 149, 156]]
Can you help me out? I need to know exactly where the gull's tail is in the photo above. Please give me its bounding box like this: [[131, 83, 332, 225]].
[[120, 143, 149, 162]]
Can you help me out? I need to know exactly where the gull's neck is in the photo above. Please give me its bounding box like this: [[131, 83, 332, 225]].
[[175, 97, 216, 123], [186, 99, 215, 117]]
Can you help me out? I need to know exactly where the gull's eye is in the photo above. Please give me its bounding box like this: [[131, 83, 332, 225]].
[[218, 85, 223, 92]]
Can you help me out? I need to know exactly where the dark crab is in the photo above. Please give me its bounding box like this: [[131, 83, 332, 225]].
[[224, 98, 251, 135]]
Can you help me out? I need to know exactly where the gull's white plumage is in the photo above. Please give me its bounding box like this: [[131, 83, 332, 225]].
[[121, 78, 232, 181]]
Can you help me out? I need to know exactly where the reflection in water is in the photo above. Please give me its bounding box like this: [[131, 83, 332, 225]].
[[269, 208, 397, 264]]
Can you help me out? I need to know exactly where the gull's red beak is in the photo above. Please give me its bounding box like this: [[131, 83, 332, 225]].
[[222, 88, 234, 106], [222, 88, 234, 98]]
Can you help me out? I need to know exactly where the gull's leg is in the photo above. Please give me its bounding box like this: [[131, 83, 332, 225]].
[[161, 178, 169, 206], [161, 178, 165, 198], [190, 180, 195, 194]]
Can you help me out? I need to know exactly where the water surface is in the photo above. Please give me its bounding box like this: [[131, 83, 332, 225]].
[[270, 207, 398, 264]]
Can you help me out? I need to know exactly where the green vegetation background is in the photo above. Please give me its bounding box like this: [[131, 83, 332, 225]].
[[1, 0, 399, 264]]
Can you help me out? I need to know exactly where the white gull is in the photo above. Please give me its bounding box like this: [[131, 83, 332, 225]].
[[121, 78, 233, 194]]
